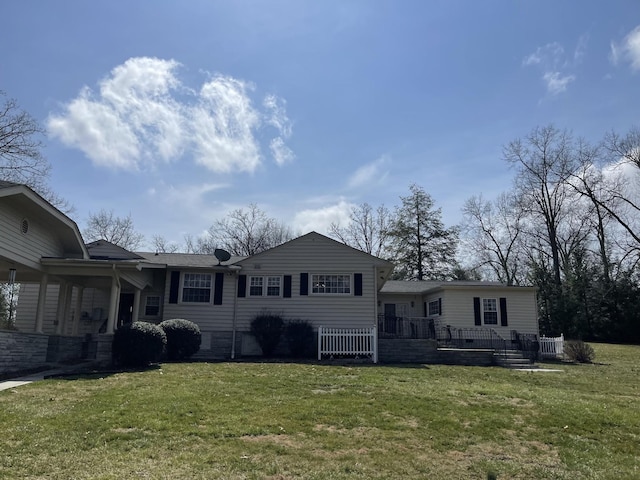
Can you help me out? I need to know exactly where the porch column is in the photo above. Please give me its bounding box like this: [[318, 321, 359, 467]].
[[35, 273, 48, 333], [55, 281, 68, 334], [106, 275, 120, 334], [132, 288, 141, 323], [72, 286, 84, 336], [60, 283, 73, 335]]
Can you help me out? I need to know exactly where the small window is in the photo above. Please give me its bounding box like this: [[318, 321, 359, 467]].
[[182, 273, 212, 303], [483, 298, 498, 325], [428, 300, 440, 316], [145, 296, 160, 316], [311, 274, 351, 294], [249, 276, 264, 296], [249, 276, 282, 297]]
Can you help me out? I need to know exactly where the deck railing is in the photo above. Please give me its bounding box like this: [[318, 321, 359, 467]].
[[377, 315, 435, 339], [539, 334, 564, 358], [436, 325, 508, 353], [318, 326, 377, 363]]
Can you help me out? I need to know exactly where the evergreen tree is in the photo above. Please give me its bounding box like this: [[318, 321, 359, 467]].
[[387, 184, 458, 280]]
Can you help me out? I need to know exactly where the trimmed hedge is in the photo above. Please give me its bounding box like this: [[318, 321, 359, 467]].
[[250, 313, 284, 357], [112, 321, 166, 367], [159, 318, 201, 360], [285, 319, 315, 358]]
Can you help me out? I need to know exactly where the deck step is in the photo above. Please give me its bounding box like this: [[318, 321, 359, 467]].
[[493, 351, 538, 369]]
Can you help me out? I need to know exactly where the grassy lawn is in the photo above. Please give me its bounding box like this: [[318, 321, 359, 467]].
[[1, 343, 639, 479]]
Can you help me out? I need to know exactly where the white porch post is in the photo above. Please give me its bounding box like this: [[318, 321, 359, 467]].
[[132, 288, 141, 323], [60, 283, 73, 335], [35, 273, 48, 333], [55, 281, 68, 334], [106, 275, 120, 334], [72, 286, 84, 335]]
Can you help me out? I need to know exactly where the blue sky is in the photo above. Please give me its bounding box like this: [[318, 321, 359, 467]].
[[1, 1, 639, 249]]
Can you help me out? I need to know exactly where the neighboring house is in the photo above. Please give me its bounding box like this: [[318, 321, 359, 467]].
[[1, 182, 539, 372]]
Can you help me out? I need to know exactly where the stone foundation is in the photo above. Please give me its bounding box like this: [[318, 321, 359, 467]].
[[0, 330, 49, 374]]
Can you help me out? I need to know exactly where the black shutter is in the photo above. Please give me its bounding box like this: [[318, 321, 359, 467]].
[[473, 297, 481, 325], [169, 271, 180, 304], [214, 272, 224, 305], [423, 302, 427, 317], [283, 275, 292, 298], [237, 275, 247, 298], [300, 273, 308, 295], [438, 297, 442, 316], [354, 273, 363, 296], [500, 297, 508, 326]]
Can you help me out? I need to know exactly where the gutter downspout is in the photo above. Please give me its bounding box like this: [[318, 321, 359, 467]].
[[230, 266, 241, 360]]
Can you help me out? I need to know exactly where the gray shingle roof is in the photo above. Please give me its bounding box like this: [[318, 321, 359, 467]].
[[136, 251, 246, 267], [380, 280, 506, 294]]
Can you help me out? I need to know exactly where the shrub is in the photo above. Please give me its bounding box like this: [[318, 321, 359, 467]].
[[565, 340, 596, 363], [112, 321, 166, 367], [250, 313, 284, 357], [159, 318, 202, 361], [285, 320, 315, 358]]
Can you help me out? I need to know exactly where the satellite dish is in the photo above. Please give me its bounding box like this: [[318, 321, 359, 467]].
[[214, 248, 231, 265]]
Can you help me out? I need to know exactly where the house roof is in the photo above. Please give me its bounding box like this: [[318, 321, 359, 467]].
[[0, 182, 88, 259], [136, 251, 246, 268], [87, 240, 145, 260], [380, 280, 533, 295]]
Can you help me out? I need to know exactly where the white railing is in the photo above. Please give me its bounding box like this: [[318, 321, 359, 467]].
[[318, 326, 378, 363], [539, 334, 564, 358]]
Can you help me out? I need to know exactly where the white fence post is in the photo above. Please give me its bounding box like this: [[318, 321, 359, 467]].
[[539, 333, 564, 358], [317, 326, 377, 362]]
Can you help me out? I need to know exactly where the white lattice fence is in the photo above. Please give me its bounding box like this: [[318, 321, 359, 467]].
[[539, 334, 564, 358], [318, 326, 378, 363]]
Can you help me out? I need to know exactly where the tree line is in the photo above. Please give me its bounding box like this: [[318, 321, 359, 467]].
[[1, 92, 639, 343]]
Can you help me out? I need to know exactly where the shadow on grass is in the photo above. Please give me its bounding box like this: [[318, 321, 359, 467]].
[[46, 363, 163, 381]]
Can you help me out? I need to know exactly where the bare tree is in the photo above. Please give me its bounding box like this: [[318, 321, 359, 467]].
[[328, 203, 391, 257], [83, 209, 145, 251], [0, 91, 71, 212], [151, 235, 180, 253], [604, 126, 640, 170], [205, 204, 294, 256], [504, 125, 574, 288], [461, 192, 525, 285]]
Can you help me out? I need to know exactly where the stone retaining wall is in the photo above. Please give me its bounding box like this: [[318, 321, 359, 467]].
[[0, 330, 49, 374], [379, 339, 495, 366]]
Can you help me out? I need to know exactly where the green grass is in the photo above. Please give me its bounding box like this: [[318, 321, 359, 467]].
[[1, 343, 639, 479]]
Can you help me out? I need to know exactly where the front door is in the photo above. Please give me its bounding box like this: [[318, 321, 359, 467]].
[[384, 303, 397, 334], [117, 293, 135, 328]]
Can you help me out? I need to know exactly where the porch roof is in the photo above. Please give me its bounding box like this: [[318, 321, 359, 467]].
[[380, 280, 532, 295]]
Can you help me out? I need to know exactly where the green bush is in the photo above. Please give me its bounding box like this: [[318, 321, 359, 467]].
[[565, 340, 596, 363], [250, 313, 284, 357], [159, 318, 201, 360], [112, 321, 166, 367], [285, 319, 315, 358]]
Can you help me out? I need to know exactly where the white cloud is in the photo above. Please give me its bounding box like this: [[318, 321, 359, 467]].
[[270, 137, 295, 166], [47, 57, 294, 173], [292, 200, 354, 234], [347, 156, 390, 189], [542, 72, 576, 95], [522, 40, 582, 95], [610, 25, 640, 71]]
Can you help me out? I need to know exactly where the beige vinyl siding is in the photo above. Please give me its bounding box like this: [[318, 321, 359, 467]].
[[160, 270, 237, 330], [235, 234, 385, 330], [15, 284, 110, 335], [439, 287, 538, 336], [0, 199, 64, 270], [377, 294, 425, 318]]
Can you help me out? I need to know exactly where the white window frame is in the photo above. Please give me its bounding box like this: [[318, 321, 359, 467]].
[[249, 275, 282, 297], [311, 274, 352, 295], [181, 273, 213, 303], [482, 298, 498, 325], [145, 295, 161, 316], [428, 299, 440, 316]]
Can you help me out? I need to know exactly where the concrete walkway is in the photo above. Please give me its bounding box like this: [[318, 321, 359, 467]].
[[0, 364, 93, 392]]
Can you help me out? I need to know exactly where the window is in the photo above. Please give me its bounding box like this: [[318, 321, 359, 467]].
[[145, 296, 160, 316], [311, 274, 351, 294], [182, 273, 212, 303], [482, 298, 498, 325], [428, 300, 440, 316], [249, 276, 282, 297]]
